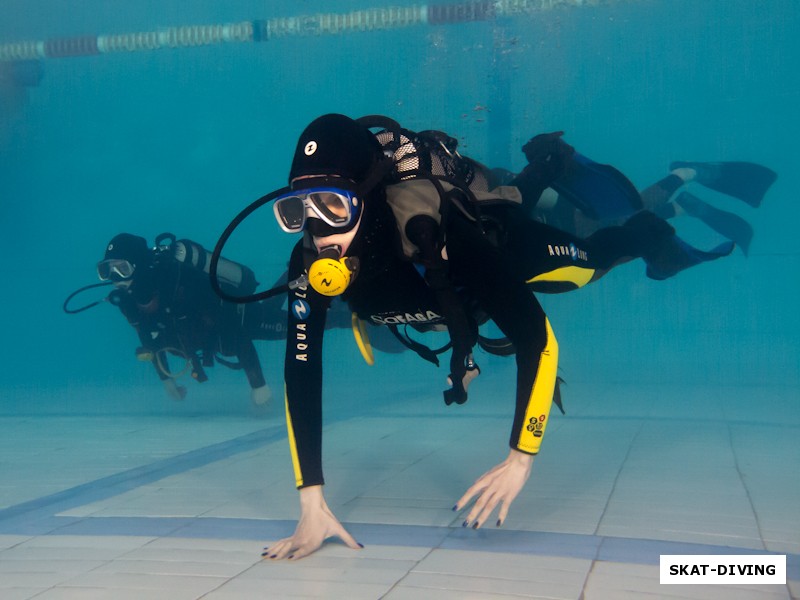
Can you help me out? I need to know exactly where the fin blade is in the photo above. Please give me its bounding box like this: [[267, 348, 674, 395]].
[[675, 192, 754, 255], [552, 153, 644, 220], [645, 237, 735, 280], [670, 161, 777, 207]]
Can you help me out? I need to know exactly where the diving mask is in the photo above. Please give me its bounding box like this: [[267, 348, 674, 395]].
[[97, 258, 135, 281], [307, 247, 359, 297], [273, 187, 361, 234]]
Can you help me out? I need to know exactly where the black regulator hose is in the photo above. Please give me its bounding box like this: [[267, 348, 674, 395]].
[[62, 281, 114, 314], [209, 187, 293, 303]]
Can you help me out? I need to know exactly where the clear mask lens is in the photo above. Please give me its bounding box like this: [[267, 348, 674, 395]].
[[97, 259, 135, 281], [310, 191, 351, 223], [275, 196, 306, 232], [273, 188, 357, 233]]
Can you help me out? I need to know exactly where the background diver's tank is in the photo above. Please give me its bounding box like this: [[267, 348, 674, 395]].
[[171, 238, 258, 297]]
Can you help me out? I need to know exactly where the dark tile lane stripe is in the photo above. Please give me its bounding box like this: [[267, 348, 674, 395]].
[[3, 514, 796, 580], [0, 425, 286, 528]]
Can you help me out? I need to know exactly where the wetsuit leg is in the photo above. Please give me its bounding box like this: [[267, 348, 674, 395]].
[[485, 205, 672, 292], [502, 203, 733, 286], [509, 168, 552, 212]]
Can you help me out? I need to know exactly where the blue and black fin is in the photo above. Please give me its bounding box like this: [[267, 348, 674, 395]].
[[552, 153, 644, 221]]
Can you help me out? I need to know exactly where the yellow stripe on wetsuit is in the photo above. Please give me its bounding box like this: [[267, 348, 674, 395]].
[[527, 266, 595, 288], [284, 387, 304, 488], [516, 318, 559, 454]]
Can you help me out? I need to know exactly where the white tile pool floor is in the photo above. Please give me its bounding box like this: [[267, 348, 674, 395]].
[[0, 378, 797, 599]]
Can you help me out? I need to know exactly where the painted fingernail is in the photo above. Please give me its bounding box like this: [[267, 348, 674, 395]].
[[269, 554, 277, 559], [472, 522, 479, 529], [452, 505, 458, 511], [462, 520, 468, 528], [288, 555, 294, 559], [358, 543, 364, 548], [260, 552, 268, 557], [496, 519, 502, 527]]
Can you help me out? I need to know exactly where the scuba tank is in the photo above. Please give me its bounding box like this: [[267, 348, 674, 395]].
[[156, 233, 259, 297]]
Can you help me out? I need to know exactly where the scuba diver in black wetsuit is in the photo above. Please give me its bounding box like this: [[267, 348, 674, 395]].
[[69, 232, 403, 407], [95, 233, 280, 406], [498, 131, 777, 260], [212, 113, 720, 562]]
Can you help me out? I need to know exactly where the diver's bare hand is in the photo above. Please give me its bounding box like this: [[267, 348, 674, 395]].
[[262, 485, 362, 561], [454, 449, 533, 528]]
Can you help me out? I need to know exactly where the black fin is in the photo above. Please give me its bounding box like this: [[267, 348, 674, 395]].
[[669, 161, 777, 208], [645, 236, 735, 281], [674, 192, 754, 255]]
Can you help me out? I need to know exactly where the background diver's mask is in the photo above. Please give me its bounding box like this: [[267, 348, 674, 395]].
[[97, 258, 135, 282]]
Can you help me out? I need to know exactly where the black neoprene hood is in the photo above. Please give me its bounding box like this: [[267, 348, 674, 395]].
[[104, 233, 150, 266], [289, 113, 383, 185]]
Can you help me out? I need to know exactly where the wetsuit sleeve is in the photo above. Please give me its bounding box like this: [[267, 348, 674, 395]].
[[284, 240, 331, 488], [446, 215, 558, 455]]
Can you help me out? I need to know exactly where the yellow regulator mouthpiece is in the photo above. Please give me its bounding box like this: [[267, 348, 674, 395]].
[[308, 257, 353, 296]]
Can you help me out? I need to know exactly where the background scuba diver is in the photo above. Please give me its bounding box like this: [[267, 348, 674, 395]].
[[498, 131, 777, 259], [95, 232, 282, 405], [228, 113, 727, 562]]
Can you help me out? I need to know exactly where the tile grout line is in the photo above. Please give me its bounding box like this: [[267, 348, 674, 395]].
[[578, 419, 646, 600], [591, 419, 646, 538], [726, 422, 766, 550]]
